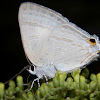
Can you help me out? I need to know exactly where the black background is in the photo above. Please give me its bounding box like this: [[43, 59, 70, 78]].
[[0, 0, 100, 83]]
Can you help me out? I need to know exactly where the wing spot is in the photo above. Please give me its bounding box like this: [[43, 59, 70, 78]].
[[88, 38, 96, 45]]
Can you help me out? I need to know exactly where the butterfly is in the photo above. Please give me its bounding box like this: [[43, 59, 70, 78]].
[[18, 2, 100, 88]]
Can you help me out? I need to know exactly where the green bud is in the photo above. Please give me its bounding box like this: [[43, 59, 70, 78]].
[[85, 84, 89, 90], [5, 90, 8, 96], [7, 81, 15, 96], [58, 72, 66, 87], [9, 80, 15, 88], [27, 91, 34, 100], [35, 90, 41, 100], [71, 68, 81, 77], [15, 87, 20, 93], [73, 82, 79, 89], [48, 82, 55, 95], [22, 93, 27, 99], [81, 68, 89, 78], [55, 71, 62, 77], [48, 82, 54, 88], [85, 79, 90, 84], [7, 86, 15, 97], [66, 77, 73, 89], [79, 75, 86, 90], [53, 77, 59, 88], [97, 73, 100, 90], [89, 81, 96, 91], [41, 83, 49, 95], [0, 82, 5, 99], [66, 77, 73, 85], [39, 86, 45, 96], [8, 90, 14, 97], [73, 74, 79, 83], [16, 76, 23, 90], [62, 72, 67, 80], [66, 97, 70, 100], [90, 93, 95, 98], [90, 74, 97, 81], [39, 83, 48, 97]]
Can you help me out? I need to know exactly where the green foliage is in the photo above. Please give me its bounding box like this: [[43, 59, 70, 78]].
[[0, 68, 100, 100]]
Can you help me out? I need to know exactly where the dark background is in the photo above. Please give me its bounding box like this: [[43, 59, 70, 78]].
[[0, 0, 100, 83]]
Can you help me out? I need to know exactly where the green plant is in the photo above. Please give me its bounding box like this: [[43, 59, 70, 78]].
[[0, 68, 100, 100]]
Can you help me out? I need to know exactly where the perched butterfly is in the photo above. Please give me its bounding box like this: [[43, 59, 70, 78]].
[[18, 2, 100, 88]]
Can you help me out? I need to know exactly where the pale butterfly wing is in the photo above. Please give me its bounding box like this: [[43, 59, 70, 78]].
[[18, 2, 69, 67], [18, 2, 100, 78], [48, 23, 99, 72]]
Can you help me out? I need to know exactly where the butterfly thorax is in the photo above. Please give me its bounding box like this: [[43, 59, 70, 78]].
[[34, 63, 57, 79]]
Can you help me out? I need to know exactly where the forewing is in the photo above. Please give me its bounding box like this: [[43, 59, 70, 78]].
[[18, 2, 69, 66]]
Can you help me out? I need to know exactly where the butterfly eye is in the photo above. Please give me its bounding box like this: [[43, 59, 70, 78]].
[[88, 38, 96, 45]]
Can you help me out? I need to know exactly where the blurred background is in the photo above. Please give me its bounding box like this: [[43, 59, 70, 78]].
[[0, 0, 100, 84]]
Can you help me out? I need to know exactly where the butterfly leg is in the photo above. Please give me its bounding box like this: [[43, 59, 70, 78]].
[[28, 78, 40, 91], [43, 73, 48, 85]]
